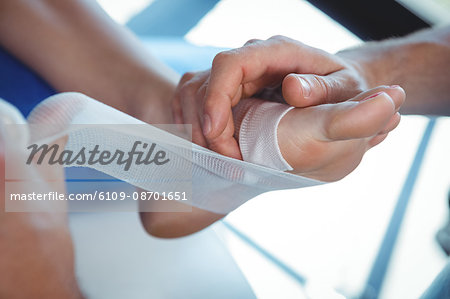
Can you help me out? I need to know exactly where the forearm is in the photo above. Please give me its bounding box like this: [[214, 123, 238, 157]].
[[338, 26, 450, 115], [0, 0, 179, 115]]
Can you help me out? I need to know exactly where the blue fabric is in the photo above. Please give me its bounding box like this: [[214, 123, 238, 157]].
[[0, 47, 56, 116]]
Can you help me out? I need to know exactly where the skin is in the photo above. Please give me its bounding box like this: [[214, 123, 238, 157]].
[[0, 2, 443, 288], [0, 0, 191, 238], [0, 0, 179, 120], [141, 85, 405, 238], [0, 0, 400, 241], [172, 28, 450, 159], [162, 28, 450, 237], [278, 86, 404, 182], [0, 103, 83, 299], [0, 0, 238, 239], [0, 0, 182, 295]]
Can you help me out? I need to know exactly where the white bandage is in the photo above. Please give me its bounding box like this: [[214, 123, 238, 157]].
[[233, 98, 294, 171], [2, 93, 322, 214]]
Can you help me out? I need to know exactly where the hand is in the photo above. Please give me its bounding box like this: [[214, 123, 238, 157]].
[[172, 35, 372, 158], [277, 85, 404, 181], [0, 101, 82, 299], [145, 86, 404, 238]]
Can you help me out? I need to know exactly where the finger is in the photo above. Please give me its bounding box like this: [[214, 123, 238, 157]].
[[202, 51, 241, 141], [243, 74, 285, 99], [171, 94, 183, 125], [176, 74, 209, 146], [206, 112, 242, 160], [173, 71, 207, 124], [351, 85, 405, 110], [380, 112, 401, 135], [388, 85, 406, 110], [368, 133, 389, 148], [282, 69, 363, 107], [244, 38, 263, 46], [321, 91, 396, 141], [179, 72, 196, 85], [173, 71, 207, 125], [180, 95, 207, 147], [203, 36, 342, 141]]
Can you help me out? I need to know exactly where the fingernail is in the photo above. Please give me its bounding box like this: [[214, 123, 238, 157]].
[[390, 85, 400, 89], [202, 113, 211, 136], [363, 91, 383, 101], [296, 76, 312, 98]]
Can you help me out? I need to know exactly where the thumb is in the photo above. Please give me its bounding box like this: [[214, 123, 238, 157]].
[[282, 70, 362, 107]]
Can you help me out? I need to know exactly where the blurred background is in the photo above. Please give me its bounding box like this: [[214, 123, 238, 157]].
[[37, 0, 450, 298]]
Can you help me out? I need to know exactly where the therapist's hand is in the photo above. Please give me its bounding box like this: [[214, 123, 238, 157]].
[[172, 35, 370, 158], [0, 104, 83, 299]]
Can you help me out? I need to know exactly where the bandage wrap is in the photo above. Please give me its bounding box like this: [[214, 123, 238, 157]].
[[3, 93, 322, 214], [233, 99, 294, 171]]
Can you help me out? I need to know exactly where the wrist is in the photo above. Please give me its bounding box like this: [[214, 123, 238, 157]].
[[337, 35, 435, 90], [122, 67, 178, 123], [78, 59, 178, 121], [337, 39, 409, 88]]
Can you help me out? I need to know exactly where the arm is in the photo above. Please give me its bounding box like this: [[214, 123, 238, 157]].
[[172, 26, 450, 158], [0, 0, 179, 120], [0, 0, 213, 239], [140, 29, 448, 238], [338, 26, 450, 115]]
